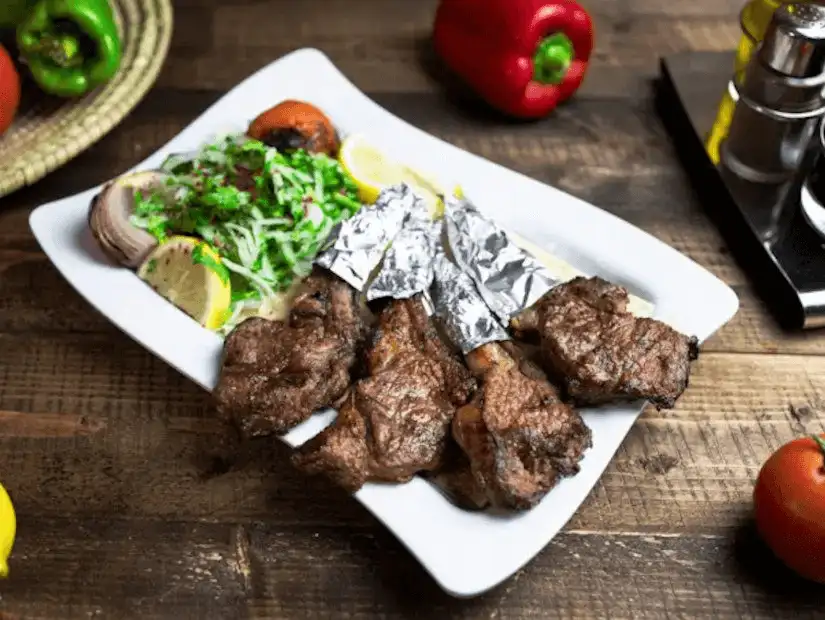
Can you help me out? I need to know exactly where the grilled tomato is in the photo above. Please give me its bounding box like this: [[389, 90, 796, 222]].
[[248, 100, 339, 156], [753, 433, 825, 583], [0, 44, 20, 136]]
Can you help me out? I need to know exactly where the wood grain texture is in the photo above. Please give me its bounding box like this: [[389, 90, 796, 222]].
[[3, 518, 825, 619], [2, 0, 824, 617], [161, 0, 743, 96]]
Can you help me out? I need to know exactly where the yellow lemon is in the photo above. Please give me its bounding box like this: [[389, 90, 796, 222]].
[[138, 236, 232, 330], [0, 483, 16, 578], [338, 134, 462, 218]]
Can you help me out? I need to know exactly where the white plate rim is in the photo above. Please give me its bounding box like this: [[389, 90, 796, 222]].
[[29, 48, 740, 598]]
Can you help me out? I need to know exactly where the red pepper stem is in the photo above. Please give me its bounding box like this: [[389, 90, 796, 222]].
[[812, 434, 825, 457], [533, 32, 575, 85]]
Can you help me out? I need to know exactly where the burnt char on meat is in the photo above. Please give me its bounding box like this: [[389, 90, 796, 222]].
[[511, 276, 699, 409], [452, 342, 592, 511], [214, 268, 370, 437], [425, 439, 490, 511], [292, 297, 476, 492]]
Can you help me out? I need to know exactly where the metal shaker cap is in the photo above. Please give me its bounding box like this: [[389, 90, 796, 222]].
[[759, 3, 825, 77]]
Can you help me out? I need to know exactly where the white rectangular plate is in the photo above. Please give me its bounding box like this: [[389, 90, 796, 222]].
[[29, 48, 739, 598]]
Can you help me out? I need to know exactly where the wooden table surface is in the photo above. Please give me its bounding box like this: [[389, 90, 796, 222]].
[[3, 0, 825, 617]]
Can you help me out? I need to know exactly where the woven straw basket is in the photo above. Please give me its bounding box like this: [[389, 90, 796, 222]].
[[0, 0, 173, 199]]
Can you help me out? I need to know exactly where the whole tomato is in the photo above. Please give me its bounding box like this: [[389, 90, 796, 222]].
[[0, 44, 20, 136], [753, 434, 825, 583]]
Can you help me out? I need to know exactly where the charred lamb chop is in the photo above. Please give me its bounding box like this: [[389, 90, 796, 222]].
[[428, 251, 592, 511], [511, 276, 699, 409], [451, 342, 592, 510], [214, 267, 370, 437], [292, 296, 475, 492]]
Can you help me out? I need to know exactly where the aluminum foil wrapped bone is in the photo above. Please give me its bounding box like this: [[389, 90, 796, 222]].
[[444, 195, 559, 322], [429, 248, 510, 355], [366, 195, 442, 301], [315, 184, 414, 290]]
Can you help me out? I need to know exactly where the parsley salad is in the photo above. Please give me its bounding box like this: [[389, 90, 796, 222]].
[[129, 135, 362, 332]]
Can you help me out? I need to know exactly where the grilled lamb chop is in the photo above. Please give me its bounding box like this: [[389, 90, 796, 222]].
[[451, 341, 592, 511], [214, 267, 370, 437], [364, 297, 476, 407], [292, 296, 476, 492], [511, 276, 699, 409]]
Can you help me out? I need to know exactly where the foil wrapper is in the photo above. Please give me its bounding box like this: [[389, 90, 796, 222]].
[[430, 249, 509, 355], [366, 197, 441, 301], [315, 184, 414, 290], [444, 196, 559, 323]]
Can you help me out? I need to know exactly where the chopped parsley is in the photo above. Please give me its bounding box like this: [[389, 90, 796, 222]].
[[192, 244, 231, 286], [129, 135, 361, 331]]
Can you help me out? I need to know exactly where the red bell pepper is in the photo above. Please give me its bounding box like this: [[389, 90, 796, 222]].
[[433, 0, 594, 119]]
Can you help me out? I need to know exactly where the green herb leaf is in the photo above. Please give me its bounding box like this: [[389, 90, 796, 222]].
[[192, 244, 231, 286]]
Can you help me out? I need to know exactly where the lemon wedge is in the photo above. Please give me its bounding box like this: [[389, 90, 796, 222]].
[[338, 134, 462, 218], [0, 483, 15, 578], [138, 236, 232, 330]]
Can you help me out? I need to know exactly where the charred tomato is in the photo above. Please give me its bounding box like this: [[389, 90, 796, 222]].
[[247, 100, 339, 156]]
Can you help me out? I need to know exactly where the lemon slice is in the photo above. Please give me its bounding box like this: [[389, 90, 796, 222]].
[[0, 483, 15, 578], [338, 134, 462, 217], [138, 236, 232, 330]]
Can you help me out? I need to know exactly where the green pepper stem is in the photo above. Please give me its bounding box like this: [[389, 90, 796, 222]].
[[533, 33, 575, 85], [812, 434, 825, 456], [35, 35, 84, 68]]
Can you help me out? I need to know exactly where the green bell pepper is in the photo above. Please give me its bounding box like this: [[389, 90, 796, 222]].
[[0, 0, 35, 29], [16, 0, 122, 97]]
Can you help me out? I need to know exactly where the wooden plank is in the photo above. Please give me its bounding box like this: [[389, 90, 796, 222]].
[[171, 0, 745, 17], [0, 410, 106, 438], [1, 339, 822, 535], [243, 524, 825, 619], [1, 516, 822, 619], [152, 2, 741, 96], [624, 0, 743, 16], [0, 517, 247, 620]]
